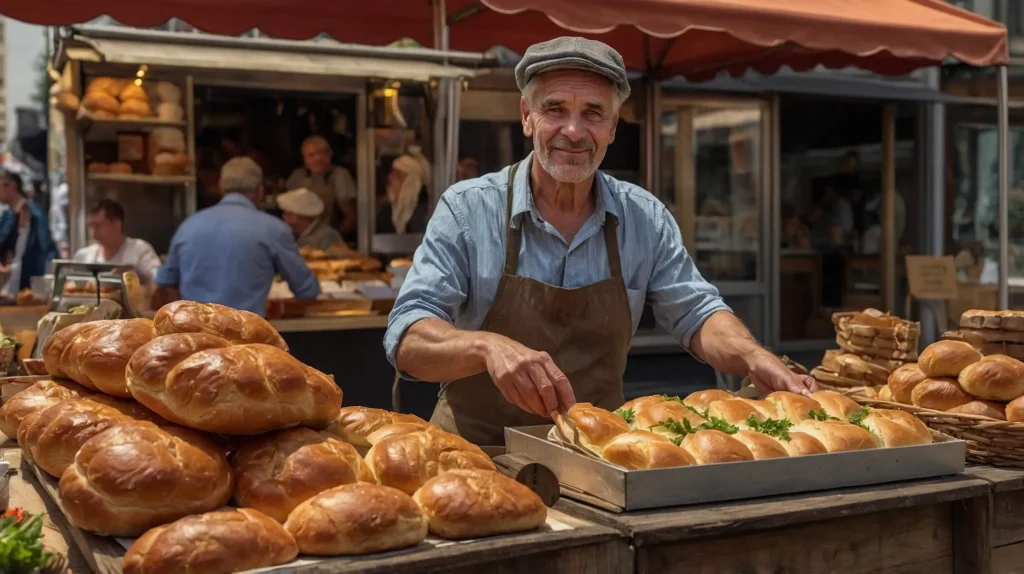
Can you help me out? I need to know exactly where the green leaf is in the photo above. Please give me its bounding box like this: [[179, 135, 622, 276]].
[[808, 409, 839, 422], [847, 406, 872, 426], [0, 513, 52, 573], [651, 415, 738, 439], [615, 408, 635, 424], [660, 394, 685, 404], [745, 415, 793, 441], [685, 404, 710, 419]]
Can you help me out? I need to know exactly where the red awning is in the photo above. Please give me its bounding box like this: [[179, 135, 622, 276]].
[[1, 0, 1009, 79]]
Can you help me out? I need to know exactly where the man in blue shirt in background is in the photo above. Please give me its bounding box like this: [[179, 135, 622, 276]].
[[155, 157, 319, 315]]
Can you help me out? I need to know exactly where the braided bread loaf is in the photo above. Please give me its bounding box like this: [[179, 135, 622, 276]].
[[0, 379, 89, 439], [154, 300, 287, 350], [42, 319, 158, 397]]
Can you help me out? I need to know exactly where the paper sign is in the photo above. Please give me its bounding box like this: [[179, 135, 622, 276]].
[[906, 255, 959, 300]]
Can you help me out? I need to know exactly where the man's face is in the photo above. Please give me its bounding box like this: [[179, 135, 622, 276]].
[[282, 211, 313, 234], [88, 212, 121, 246], [302, 140, 333, 174], [521, 70, 618, 184], [0, 178, 17, 204]]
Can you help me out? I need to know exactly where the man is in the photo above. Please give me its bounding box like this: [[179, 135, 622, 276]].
[[376, 150, 431, 235], [386, 37, 817, 447], [155, 157, 320, 315], [285, 136, 357, 236], [277, 188, 345, 250], [73, 199, 162, 290], [0, 170, 57, 295]]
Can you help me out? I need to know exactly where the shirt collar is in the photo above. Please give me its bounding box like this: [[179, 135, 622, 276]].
[[220, 193, 258, 209], [509, 152, 621, 228]]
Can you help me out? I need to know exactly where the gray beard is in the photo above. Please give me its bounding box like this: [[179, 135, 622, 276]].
[[534, 134, 606, 184]]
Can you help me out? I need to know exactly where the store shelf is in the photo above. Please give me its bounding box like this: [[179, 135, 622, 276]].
[[77, 114, 186, 139], [86, 173, 194, 185]]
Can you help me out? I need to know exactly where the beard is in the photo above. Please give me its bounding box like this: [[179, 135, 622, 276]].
[[535, 132, 606, 184]]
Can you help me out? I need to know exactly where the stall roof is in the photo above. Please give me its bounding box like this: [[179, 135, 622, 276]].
[[60, 26, 488, 82]]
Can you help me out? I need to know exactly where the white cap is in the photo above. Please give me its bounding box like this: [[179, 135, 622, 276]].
[[277, 187, 324, 218], [220, 156, 263, 194]]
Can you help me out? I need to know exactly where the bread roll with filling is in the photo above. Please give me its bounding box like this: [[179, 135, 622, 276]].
[[601, 430, 696, 469], [918, 340, 983, 378], [126, 333, 341, 434], [42, 319, 158, 397], [154, 300, 288, 350], [793, 420, 878, 452], [122, 508, 297, 574], [946, 400, 1007, 420], [680, 430, 754, 464], [765, 391, 821, 421], [683, 389, 734, 409], [911, 377, 973, 411], [0, 380, 88, 439], [958, 355, 1024, 401], [736, 398, 780, 419], [860, 409, 933, 447], [413, 469, 546, 539], [59, 421, 233, 536], [364, 430, 494, 495], [620, 395, 666, 412], [888, 363, 928, 404], [810, 390, 862, 420], [552, 402, 629, 455], [731, 430, 789, 460], [706, 399, 765, 426], [324, 406, 426, 448], [1007, 396, 1024, 423], [284, 483, 427, 555], [633, 400, 705, 435], [365, 422, 435, 446], [783, 432, 828, 457], [232, 428, 372, 523]]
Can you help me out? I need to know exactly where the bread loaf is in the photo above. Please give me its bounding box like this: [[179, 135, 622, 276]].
[[918, 340, 983, 378], [123, 508, 297, 574], [810, 391, 862, 420], [731, 430, 789, 460], [958, 355, 1024, 401], [284, 483, 427, 555], [1007, 396, 1024, 423], [958, 328, 1024, 345], [552, 403, 629, 455], [324, 406, 426, 448], [792, 420, 878, 452], [682, 389, 734, 409], [633, 400, 705, 436], [601, 430, 696, 469], [860, 409, 932, 447], [42, 319, 158, 397], [680, 430, 754, 464], [232, 428, 372, 523], [961, 309, 1024, 332], [621, 395, 668, 412], [413, 469, 546, 539], [820, 353, 890, 386], [126, 333, 341, 434], [85, 77, 125, 98], [59, 421, 233, 536], [0, 380, 88, 439], [782, 432, 828, 456], [947, 400, 1007, 420], [836, 334, 918, 361], [888, 363, 928, 404], [365, 422, 435, 446], [81, 91, 120, 116], [364, 430, 495, 495], [154, 300, 288, 350], [878, 385, 894, 402], [765, 391, 820, 421], [911, 377, 973, 411], [706, 399, 765, 426]]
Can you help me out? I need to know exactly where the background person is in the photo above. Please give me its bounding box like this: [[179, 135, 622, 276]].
[[285, 135, 357, 237], [73, 199, 162, 290], [277, 187, 344, 250], [0, 170, 58, 295]]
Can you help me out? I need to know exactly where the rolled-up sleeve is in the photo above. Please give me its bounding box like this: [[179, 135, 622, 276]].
[[384, 195, 471, 368], [270, 227, 321, 300], [647, 207, 732, 350]]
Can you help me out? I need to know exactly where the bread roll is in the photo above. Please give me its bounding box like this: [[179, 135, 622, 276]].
[[324, 406, 426, 448], [736, 398, 780, 419], [765, 391, 820, 421], [792, 420, 878, 452], [126, 333, 341, 434], [86, 77, 126, 98], [365, 422, 435, 446], [60, 421, 233, 536], [783, 432, 828, 457], [232, 428, 372, 523], [87, 162, 108, 174], [810, 391, 862, 420], [731, 430, 789, 460], [364, 430, 494, 495], [1008, 396, 1024, 423], [42, 319, 158, 397], [118, 99, 152, 119], [706, 399, 764, 426], [0, 380, 88, 439], [683, 389, 733, 409], [81, 91, 120, 116], [947, 400, 1007, 420], [878, 385, 894, 402], [919, 340, 983, 378], [123, 508, 297, 574], [888, 363, 927, 404], [619, 394, 666, 415], [413, 469, 546, 539], [154, 300, 288, 350], [119, 83, 149, 103], [155, 102, 184, 122], [821, 353, 892, 386], [958, 355, 1024, 401], [911, 377, 973, 411], [21, 395, 164, 477], [961, 309, 1024, 332], [633, 400, 705, 436], [680, 430, 754, 464], [552, 402, 629, 455], [108, 162, 133, 174], [601, 430, 696, 469], [284, 483, 426, 555], [860, 409, 932, 447]]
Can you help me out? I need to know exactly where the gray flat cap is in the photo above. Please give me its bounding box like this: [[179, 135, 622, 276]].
[[516, 37, 630, 101]]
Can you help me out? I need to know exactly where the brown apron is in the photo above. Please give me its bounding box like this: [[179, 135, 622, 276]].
[[430, 161, 633, 448]]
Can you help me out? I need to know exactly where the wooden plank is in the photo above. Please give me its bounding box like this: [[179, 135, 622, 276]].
[[992, 541, 1024, 574], [966, 465, 1024, 493], [991, 489, 1024, 548], [636, 503, 953, 574], [952, 495, 991, 574]]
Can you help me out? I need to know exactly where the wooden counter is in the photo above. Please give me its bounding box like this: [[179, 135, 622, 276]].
[[965, 465, 1024, 574]]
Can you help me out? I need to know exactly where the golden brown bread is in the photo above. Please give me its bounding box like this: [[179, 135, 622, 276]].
[[958, 355, 1024, 401], [682, 389, 734, 409], [958, 328, 1024, 344], [680, 430, 754, 464], [85, 77, 126, 98], [122, 508, 297, 574], [126, 333, 341, 434], [888, 363, 928, 404], [552, 402, 629, 455], [836, 333, 918, 361], [154, 300, 288, 350], [764, 391, 820, 421], [820, 352, 890, 385], [107, 162, 133, 174], [118, 83, 149, 103], [736, 398, 781, 419], [918, 340, 983, 378], [731, 430, 789, 460], [324, 406, 426, 448], [878, 385, 894, 402], [118, 99, 152, 119], [782, 432, 828, 457], [365, 422, 435, 446], [0, 380, 88, 439], [42, 319, 158, 397], [600, 430, 696, 469], [412, 469, 547, 539], [1008, 396, 1024, 423], [81, 91, 120, 116], [860, 409, 933, 447], [961, 309, 1024, 332], [364, 430, 495, 495], [792, 420, 878, 452], [284, 483, 427, 555], [706, 399, 765, 425], [232, 428, 372, 523], [911, 377, 974, 411], [620, 395, 667, 412], [633, 400, 705, 436], [59, 421, 233, 536], [947, 400, 1007, 420], [810, 390, 862, 420]]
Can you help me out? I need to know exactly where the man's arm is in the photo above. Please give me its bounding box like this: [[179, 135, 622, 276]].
[[153, 237, 182, 309], [270, 226, 320, 300], [135, 241, 163, 286]]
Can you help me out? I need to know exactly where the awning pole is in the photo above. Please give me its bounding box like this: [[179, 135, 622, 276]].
[[998, 65, 1010, 310], [882, 103, 897, 314]]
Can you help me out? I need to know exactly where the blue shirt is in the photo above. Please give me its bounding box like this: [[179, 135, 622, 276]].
[[156, 193, 320, 316], [384, 153, 731, 367]]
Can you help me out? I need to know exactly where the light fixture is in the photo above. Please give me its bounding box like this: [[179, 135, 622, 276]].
[[371, 80, 407, 128]]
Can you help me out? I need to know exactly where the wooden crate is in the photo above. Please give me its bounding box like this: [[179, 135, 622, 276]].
[[966, 465, 1024, 574]]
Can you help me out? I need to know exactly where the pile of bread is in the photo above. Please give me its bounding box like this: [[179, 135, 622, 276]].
[[944, 309, 1024, 361], [81, 77, 184, 122], [811, 309, 919, 393], [0, 301, 545, 574], [552, 389, 934, 471]]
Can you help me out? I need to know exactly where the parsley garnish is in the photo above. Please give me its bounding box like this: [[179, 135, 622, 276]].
[[0, 511, 51, 574], [745, 415, 793, 441], [808, 409, 839, 422], [652, 416, 738, 438], [615, 408, 635, 424], [846, 406, 871, 426], [686, 404, 710, 419], [661, 394, 684, 404]]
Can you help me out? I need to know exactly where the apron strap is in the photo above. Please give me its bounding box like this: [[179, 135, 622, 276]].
[[603, 214, 623, 279], [503, 162, 523, 275]]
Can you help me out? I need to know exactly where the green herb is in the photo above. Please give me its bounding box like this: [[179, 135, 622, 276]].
[[701, 417, 740, 435], [660, 394, 684, 404], [0, 512, 51, 574], [651, 416, 738, 438], [669, 435, 684, 446], [745, 415, 793, 441], [67, 305, 94, 314], [615, 408, 635, 424], [686, 404, 710, 419], [808, 409, 839, 422], [846, 406, 872, 426]]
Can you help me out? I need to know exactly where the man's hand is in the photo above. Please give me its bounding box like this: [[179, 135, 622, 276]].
[[747, 349, 820, 397], [480, 332, 576, 417]]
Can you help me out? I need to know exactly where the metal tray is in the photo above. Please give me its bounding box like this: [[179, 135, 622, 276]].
[[506, 425, 967, 511]]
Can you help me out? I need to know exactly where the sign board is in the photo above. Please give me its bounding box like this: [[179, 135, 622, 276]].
[[905, 255, 959, 300]]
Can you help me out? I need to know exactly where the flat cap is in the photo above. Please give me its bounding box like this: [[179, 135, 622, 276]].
[[277, 187, 324, 217], [516, 37, 630, 101]]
